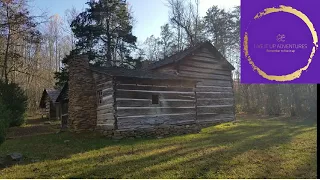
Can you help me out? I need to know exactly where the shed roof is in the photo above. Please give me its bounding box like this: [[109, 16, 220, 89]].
[[39, 89, 61, 108], [55, 84, 68, 103], [148, 41, 235, 70]]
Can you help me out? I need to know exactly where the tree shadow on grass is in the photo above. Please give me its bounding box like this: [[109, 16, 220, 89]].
[[0, 117, 316, 179], [64, 120, 316, 178]]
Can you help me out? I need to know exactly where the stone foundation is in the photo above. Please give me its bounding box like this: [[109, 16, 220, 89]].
[[95, 120, 233, 140], [96, 124, 200, 139]]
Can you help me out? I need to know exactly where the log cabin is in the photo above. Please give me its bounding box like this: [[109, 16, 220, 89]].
[[39, 89, 61, 120], [55, 41, 235, 138], [55, 84, 69, 130]]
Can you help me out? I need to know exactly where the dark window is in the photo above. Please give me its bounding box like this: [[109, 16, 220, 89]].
[[97, 90, 103, 104], [152, 94, 159, 104]]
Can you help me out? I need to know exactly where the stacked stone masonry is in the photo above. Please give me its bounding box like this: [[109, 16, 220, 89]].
[[67, 55, 98, 132]]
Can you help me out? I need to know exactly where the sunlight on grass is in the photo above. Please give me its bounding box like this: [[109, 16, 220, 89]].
[[0, 117, 316, 179]]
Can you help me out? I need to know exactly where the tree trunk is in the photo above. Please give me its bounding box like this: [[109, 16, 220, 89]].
[[3, 4, 11, 84]]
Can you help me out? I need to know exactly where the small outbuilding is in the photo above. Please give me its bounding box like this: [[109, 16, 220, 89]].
[[39, 89, 61, 120], [55, 84, 69, 130]]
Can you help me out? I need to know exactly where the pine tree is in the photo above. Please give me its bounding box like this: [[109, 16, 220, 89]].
[[55, 0, 139, 87], [70, 0, 137, 66]]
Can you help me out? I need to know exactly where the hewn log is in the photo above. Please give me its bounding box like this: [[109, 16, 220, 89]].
[[116, 84, 194, 92], [157, 66, 178, 75], [97, 104, 113, 111], [97, 119, 115, 125], [99, 99, 113, 105], [116, 91, 195, 100], [118, 115, 196, 125], [182, 60, 226, 70], [101, 88, 113, 96], [179, 65, 231, 76], [99, 95, 113, 105], [116, 99, 195, 107], [97, 112, 114, 120], [97, 81, 113, 90], [117, 107, 196, 117], [190, 55, 220, 63], [116, 77, 196, 87], [117, 89, 194, 94], [179, 70, 231, 81], [97, 107, 114, 115]]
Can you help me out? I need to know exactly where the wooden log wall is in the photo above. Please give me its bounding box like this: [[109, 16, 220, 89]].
[[49, 101, 57, 120], [55, 103, 61, 120], [93, 73, 115, 130], [177, 47, 235, 123], [156, 65, 178, 75], [61, 101, 68, 129], [44, 96, 50, 119], [114, 77, 197, 130]]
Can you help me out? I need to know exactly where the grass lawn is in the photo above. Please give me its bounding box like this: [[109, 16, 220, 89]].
[[0, 115, 317, 179]]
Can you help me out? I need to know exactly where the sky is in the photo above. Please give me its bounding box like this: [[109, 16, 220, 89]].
[[29, 0, 240, 43]]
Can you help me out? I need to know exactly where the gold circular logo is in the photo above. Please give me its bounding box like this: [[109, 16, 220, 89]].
[[243, 5, 318, 82]]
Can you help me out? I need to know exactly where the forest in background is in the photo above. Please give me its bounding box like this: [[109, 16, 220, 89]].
[[0, 0, 317, 118]]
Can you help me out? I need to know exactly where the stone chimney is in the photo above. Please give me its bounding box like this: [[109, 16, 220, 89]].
[[67, 55, 97, 132]]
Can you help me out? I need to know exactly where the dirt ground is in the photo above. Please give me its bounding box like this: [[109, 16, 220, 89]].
[[6, 117, 61, 139]]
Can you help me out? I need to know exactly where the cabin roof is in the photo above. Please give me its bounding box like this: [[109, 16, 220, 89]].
[[90, 66, 199, 82], [148, 41, 235, 70], [55, 84, 68, 103], [39, 89, 61, 108]]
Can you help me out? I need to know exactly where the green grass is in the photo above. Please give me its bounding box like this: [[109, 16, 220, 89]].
[[0, 116, 317, 179]]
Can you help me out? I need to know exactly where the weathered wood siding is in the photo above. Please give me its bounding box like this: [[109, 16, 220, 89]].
[[55, 102, 61, 120], [115, 77, 196, 130], [61, 101, 68, 129], [49, 101, 57, 120], [43, 95, 57, 120], [93, 73, 115, 130], [176, 47, 235, 123], [44, 95, 50, 118], [156, 65, 178, 75]]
